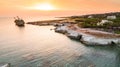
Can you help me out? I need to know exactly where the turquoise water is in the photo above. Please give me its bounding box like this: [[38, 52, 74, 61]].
[[0, 17, 120, 67]]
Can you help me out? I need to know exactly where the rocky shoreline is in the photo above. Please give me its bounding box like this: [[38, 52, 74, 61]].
[[54, 25, 120, 46], [27, 18, 120, 46]]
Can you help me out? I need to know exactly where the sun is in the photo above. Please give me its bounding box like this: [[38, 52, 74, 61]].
[[33, 3, 56, 11]]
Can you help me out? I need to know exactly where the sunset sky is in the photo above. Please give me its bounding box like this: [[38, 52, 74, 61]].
[[0, 0, 120, 17]]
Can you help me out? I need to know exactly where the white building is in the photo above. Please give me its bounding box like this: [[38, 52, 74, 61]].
[[88, 16, 93, 18], [97, 20, 113, 26], [107, 15, 116, 19]]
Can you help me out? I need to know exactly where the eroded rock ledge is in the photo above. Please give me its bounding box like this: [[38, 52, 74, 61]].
[[55, 26, 120, 46]]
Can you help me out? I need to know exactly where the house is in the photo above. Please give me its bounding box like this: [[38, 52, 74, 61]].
[[97, 20, 113, 26], [107, 15, 116, 19], [88, 16, 93, 18]]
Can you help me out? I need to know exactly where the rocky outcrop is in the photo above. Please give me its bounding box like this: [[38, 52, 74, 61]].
[[55, 26, 82, 40], [55, 28, 67, 34], [67, 33, 82, 40], [54, 26, 120, 46], [55, 26, 68, 34], [80, 35, 120, 46], [66, 30, 82, 40]]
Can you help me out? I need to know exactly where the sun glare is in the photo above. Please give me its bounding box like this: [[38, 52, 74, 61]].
[[33, 3, 56, 11]]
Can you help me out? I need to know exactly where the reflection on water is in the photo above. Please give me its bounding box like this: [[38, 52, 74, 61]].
[[0, 17, 120, 67]]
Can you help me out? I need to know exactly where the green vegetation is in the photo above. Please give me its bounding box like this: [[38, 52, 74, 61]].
[[77, 18, 101, 28], [108, 17, 120, 27], [115, 30, 120, 34], [71, 12, 120, 34]]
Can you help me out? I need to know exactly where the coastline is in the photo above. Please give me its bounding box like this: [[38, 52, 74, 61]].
[[70, 24, 120, 38], [27, 20, 120, 46], [54, 25, 120, 46], [26, 14, 120, 46]]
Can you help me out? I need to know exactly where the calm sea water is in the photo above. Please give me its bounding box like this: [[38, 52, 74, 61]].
[[0, 17, 120, 67]]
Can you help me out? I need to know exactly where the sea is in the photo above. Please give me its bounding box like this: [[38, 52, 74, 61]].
[[0, 16, 120, 67]]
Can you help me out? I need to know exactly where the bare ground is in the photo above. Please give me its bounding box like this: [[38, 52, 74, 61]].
[[68, 24, 120, 38]]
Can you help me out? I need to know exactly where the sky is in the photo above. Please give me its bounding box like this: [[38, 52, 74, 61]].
[[0, 0, 120, 17]]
